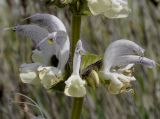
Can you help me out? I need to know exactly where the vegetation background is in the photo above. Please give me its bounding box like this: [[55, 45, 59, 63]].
[[0, 0, 160, 119]]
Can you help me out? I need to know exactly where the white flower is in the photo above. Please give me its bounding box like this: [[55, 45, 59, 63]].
[[19, 63, 41, 84], [37, 66, 63, 89], [101, 39, 156, 94], [24, 13, 70, 72], [15, 13, 70, 69], [11, 13, 70, 88], [64, 40, 86, 97], [87, 0, 131, 18]]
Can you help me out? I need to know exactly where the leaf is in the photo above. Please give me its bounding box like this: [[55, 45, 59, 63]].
[[81, 53, 102, 71]]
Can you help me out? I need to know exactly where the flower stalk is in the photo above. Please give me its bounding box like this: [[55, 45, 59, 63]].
[[70, 15, 83, 119], [71, 97, 84, 119], [71, 15, 81, 58]]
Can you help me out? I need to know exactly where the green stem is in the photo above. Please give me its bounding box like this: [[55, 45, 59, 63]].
[[71, 15, 81, 58], [70, 15, 83, 119], [71, 98, 84, 119]]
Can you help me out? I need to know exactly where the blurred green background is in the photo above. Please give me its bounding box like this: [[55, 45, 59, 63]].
[[0, 0, 160, 119]]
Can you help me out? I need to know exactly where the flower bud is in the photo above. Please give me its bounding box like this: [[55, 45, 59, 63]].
[[86, 70, 100, 89]]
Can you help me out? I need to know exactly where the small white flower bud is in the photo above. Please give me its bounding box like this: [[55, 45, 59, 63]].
[[86, 70, 100, 89]]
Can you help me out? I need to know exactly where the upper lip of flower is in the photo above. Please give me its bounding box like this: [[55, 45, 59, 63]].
[[23, 13, 67, 32], [104, 40, 156, 73], [103, 39, 149, 72]]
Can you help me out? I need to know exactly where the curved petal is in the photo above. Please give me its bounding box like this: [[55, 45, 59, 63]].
[[114, 55, 156, 68], [14, 24, 49, 45], [104, 39, 144, 71], [24, 13, 67, 32]]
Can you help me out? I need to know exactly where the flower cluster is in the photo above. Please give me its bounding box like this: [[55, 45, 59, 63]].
[[10, 12, 156, 97]]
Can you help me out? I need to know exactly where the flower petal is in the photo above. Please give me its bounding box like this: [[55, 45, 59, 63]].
[[115, 55, 156, 68], [20, 72, 37, 83], [73, 40, 85, 75], [64, 75, 86, 97], [37, 66, 62, 89], [104, 39, 145, 71], [108, 80, 123, 94], [32, 49, 46, 64], [103, 71, 134, 94], [24, 13, 67, 32], [19, 63, 41, 84]]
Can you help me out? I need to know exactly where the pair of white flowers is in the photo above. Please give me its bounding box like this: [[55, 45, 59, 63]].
[[11, 13, 86, 97], [65, 39, 156, 96], [10, 13, 156, 98]]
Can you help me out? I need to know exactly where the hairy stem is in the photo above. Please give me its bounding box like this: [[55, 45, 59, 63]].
[[70, 15, 83, 119]]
